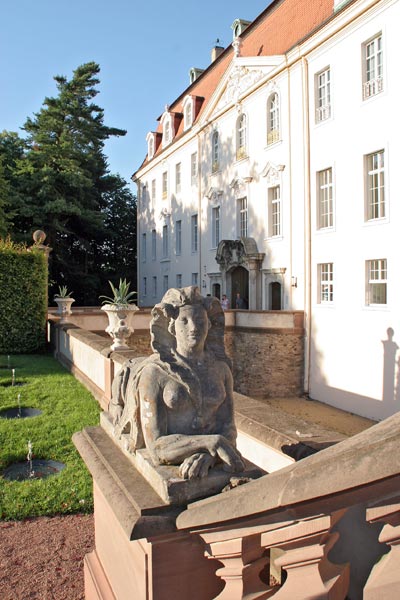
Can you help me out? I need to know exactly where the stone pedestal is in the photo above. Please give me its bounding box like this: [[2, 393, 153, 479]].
[[73, 426, 226, 600], [100, 412, 263, 505]]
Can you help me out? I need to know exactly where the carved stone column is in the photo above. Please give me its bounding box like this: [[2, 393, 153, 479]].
[[199, 531, 273, 599], [260, 511, 349, 600], [364, 496, 400, 599]]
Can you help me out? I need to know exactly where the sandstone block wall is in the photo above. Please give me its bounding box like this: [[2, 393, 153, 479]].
[[225, 328, 304, 398]]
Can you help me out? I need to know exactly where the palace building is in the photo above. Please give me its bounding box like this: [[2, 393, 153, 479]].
[[133, 0, 400, 421]]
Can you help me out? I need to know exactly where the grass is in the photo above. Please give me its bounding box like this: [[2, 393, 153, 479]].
[[0, 353, 101, 520]]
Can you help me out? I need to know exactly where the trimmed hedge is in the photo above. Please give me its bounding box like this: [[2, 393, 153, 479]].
[[0, 238, 48, 353]]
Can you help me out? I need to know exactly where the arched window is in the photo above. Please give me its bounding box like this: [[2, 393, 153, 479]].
[[184, 102, 193, 130], [164, 120, 171, 145], [212, 131, 219, 172], [236, 113, 247, 160], [267, 93, 280, 145], [148, 136, 154, 159]]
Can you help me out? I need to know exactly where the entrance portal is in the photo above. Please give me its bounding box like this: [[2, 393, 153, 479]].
[[231, 266, 249, 308]]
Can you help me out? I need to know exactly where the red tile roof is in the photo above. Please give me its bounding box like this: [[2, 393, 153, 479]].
[[137, 0, 334, 170]]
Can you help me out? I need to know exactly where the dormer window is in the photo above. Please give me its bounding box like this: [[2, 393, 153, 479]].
[[189, 68, 205, 84], [161, 111, 174, 148], [164, 120, 171, 145], [146, 132, 155, 160], [231, 18, 251, 40], [146, 131, 161, 160], [183, 95, 195, 131]]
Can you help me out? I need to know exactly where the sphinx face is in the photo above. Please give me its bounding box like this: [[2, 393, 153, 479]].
[[174, 304, 209, 353]]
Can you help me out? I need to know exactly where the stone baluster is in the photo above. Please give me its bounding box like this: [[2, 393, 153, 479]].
[[364, 495, 400, 599], [260, 511, 349, 600], [199, 531, 275, 599]]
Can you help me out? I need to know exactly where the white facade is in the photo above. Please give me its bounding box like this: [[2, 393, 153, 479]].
[[134, 0, 400, 421]]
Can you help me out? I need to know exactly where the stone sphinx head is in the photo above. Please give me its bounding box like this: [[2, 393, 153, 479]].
[[150, 286, 230, 366]]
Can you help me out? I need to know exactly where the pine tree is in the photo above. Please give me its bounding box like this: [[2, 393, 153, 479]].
[[9, 62, 135, 304]]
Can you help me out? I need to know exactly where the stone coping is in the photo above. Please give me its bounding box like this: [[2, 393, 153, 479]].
[[52, 323, 350, 461], [233, 392, 347, 461], [73, 426, 181, 540], [177, 411, 400, 530]]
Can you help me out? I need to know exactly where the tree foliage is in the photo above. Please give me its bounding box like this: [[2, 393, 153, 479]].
[[0, 62, 136, 305]]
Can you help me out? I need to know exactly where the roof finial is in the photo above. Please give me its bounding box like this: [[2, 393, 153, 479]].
[[232, 37, 242, 58]]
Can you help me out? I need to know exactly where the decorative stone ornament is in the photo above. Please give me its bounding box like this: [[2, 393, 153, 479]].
[[55, 297, 75, 322], [101, 303, 139, 351]]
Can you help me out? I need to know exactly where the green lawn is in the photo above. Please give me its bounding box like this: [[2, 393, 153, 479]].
[[0, 353, 100, 520]]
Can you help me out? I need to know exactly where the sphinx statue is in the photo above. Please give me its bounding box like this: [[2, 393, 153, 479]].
[[108, 286, 245, 480]]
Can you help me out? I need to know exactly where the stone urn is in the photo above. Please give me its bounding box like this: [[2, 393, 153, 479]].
[[101, 304, 139, 351], [54, 297, 75, 322]]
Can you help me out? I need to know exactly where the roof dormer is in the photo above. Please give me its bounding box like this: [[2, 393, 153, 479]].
[[189, 67, 205, 84], [160, 108, 182, 148], [182, 95, 204, 131], [231, 18, 251, 39], [146, 131, 161, 160]]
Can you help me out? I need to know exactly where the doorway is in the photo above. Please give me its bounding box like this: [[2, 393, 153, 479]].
[[231, 266, 249, 308], [269, 281, 282, 310], [212, 283, 221, 299]]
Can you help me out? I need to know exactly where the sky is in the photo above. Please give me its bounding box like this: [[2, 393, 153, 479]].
[[1, 0, 271, 192]]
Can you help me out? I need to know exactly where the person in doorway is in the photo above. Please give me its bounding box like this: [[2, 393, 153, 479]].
[[235, 292, 245, 309], [221, 294, 230, 311]]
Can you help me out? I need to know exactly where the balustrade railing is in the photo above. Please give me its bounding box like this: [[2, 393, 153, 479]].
[[177, 412, 400, 599]]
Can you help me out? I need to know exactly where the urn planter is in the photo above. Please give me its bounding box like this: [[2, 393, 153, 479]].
[[101, 303, 139, 351], [54, 297, 75, 322]]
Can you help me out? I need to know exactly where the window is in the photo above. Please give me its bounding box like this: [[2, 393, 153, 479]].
[[317, 168, 333, 229], [148, 137, 154, 159], [152, 276, 157, 297], [191, 152, 198, 185], [236, 114, 247, 160], [238, 197, 248, 238], [363, 34, 383, 99], [366, 259, 387, 305], [151, 179, 156, 203], [191, 214, 198, 253], [318, 263, 334, 303], [268, 186, 281, 237], [175, 163, 181, 194], [175, 220, 182, 255], [162, 171, 168, 199], [162, 225, 169, 258], [267, 93, 280, 145], [163, 275, 169, 294], [184, 102, 193, 130], [141, 233, 146, 262], [163, 120, 171, 146], [212, 206, 220, 248], [143, 277, 147, 296], [176, 274, 182, 287], [315, 68, 331, 122], [212, 131, 219, 172], [366, 150, 385, 220], [151, 229, 156, 261], [146, 133, 155, 160], [192, 273, 198, 286]]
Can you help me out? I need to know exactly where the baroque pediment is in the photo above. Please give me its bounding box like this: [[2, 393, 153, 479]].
[[216, 66, 265, 111], [261, 161, 285, 186]]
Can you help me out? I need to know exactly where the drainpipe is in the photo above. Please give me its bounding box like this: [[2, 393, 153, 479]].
[[287, 61, 293, 309], [198, 132, 202, 291], [302, 57, 312, 395]]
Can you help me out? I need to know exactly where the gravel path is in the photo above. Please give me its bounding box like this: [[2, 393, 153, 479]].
[[0, 514, 94, 600]]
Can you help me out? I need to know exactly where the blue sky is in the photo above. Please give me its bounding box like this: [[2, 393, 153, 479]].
[[1, 1, 270, 192]]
